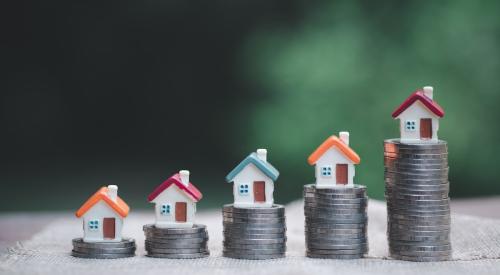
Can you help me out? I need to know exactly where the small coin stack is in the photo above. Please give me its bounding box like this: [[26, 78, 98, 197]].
[[384, 139, 451, 262], [143, 224, 210, 259], [222, 204, 287, 260], [303, 184, 368, 259], [71, 238, 136, 259]]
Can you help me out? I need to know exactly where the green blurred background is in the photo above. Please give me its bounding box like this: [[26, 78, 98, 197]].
[[1, 0, 500, 211]]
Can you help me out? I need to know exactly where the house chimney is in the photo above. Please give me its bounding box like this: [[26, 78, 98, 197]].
[[107, 185, 118, 202], [179, 170, 190, 186], [423, 86, 434, 100], [339, 131, 350, 146], [257, 149, 267, 162]]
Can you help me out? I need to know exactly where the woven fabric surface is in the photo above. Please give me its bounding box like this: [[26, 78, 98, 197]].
[[1, 200, 500, 275]]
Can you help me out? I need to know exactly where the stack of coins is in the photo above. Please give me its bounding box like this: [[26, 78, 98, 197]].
[[143, 224, 210, 259], [71, 238, 136, 259], [384, 139, 451, 262], [303, 184, 368, 259], [222, 204, 287, 260]]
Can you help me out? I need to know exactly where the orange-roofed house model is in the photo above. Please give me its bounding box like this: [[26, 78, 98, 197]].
[[308, 132, 361, 188], [75, 185, 130, 242]]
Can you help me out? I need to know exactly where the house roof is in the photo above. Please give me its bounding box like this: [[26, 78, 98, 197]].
[[392, 90, 445, 118], [147, 173, 203, 202], [75, 186, 130, 218], [225, 152, 280, 182], [308, 135, 361, 165]]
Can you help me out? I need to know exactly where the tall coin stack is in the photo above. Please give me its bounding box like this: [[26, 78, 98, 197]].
[[303, 184, 368, 259], [384, 139, 451, 262], [71, 238, 136, 259], [222, 204, 287, 260], [143, 224, 210, 259]]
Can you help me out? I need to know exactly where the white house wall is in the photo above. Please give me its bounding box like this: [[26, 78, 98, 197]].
[[152, 185, 196, 228], [82, 200, 123, 242], [232, 163, 274, 208], [315, 147, 355, 188], [397, 101, 439, 143]]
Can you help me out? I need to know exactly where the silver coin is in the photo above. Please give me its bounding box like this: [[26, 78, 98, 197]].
[[224, 232, 286, 239], [389, 243, 451, 252], [385, 170, 448, 179], [305, 217, 368, 224], [305, 223, 367, 230], [388, 210, 450, 217], [387, 197, 450, 205], [304, 203, 368, 211], [389, 248, 452, 256], [388, 220, 450, 227], [143, 224, 207, 234], [305, 208, 366, 215], [223, 204, 285, 214], [306, 242, 367, 250], [389, 234, 450, 242], [305, 232, 367, 240], [385, 179, 449, 187], [71, 250, 135, 259], [223, 247, 286, 255], [306, 237, 367, 245], [222, 212, 285, 219], [305, 211, 367, 219], [386, 185, 449, 194], [384, 160, 448, 168], [384, 157, 448, 165], [145, 236, 207, 244], [384, 138, 448, 148], [223, 241, 286, 249], [146, 246, 208, 254], [304, 193, 367, 200], [72, 238, 136, 249], [386, 193, 448, 201], [223, 227, 287, 234], [222, 252, 284, 260], [144, 232, 208, 240], [223, 216, 286, 223], [384, 151, 448, 159], [389, 213, 451, 221], [304, 199, 368, 207], [223, 237, 286, 245], [146, 252, 209, 259], [72, 246, 136, 254], [145, 241, 207, 249], [306, 247, 367, 254], [390, 254, 452, 262], [223, 222, 286, 229], [306, 252, 364, 259], [304, 184, 367, 193]]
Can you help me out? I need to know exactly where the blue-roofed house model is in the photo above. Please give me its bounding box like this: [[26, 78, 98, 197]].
[[225, 149, 280, 208]]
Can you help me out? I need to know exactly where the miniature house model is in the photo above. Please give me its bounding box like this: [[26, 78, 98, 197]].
[[226, 149, 280, 208], [75, 185, 130, 243], [147, 170, 202, 228], [308, 132, 361, 188], [392, 86, 445, 143]]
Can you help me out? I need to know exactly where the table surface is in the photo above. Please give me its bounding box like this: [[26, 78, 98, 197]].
[[1, 197, 500, 275]]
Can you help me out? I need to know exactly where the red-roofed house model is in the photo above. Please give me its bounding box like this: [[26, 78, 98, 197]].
[[148, 170, 203, 228], [308, 132, 361, 188], [75, 185, 130, 242], [392, 86, 445, 143]]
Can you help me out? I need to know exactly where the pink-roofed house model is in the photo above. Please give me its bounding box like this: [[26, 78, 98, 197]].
[[147, 170, 203, 228], [392, 86, 445, 143], [307, 132, 361, 188], [225, 149, 280, 208], [75, 185, 130, 242]]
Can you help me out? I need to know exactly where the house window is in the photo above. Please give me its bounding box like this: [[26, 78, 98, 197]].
[[405, 120, 416, 131], [88, 219, 99, 231], [239, 184, 249, 195], [160, 204, 171, 215], [321, 166, 332, 177]]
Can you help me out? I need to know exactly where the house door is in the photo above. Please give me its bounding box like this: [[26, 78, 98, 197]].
[[175, 202, 187, 222], [103, 218, 115, 239], [253, 181, 266, 202], [420, 118, 432, 139], [336, 164, 348, 185]]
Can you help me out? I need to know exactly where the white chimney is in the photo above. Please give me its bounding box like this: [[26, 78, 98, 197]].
[[339, 131, 350, 146], [423, 86, 434, 100], [179, 170, 190, 186], [256, 149, 267, 162], [107, 185, 118, 202]]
